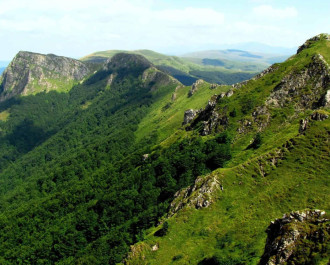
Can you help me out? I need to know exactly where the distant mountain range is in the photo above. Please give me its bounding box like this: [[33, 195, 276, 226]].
[[161, 42, 296, 56], [181, 49, 290, 65], [81, 48, 291, 85]]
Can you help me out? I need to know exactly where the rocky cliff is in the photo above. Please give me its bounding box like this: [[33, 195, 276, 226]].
[[259, 210, 329, 265], [0, 51, 91, 101]]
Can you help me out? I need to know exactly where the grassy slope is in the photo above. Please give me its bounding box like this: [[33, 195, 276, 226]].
[[127, 119, 329, 265], [124, 36, 330, 264], [81, 49, 261, 79], [0, 55, 234, 264], [135, 83, 230, 143]]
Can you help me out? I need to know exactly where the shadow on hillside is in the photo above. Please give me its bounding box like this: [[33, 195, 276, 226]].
[[7, 118, 48, 153]]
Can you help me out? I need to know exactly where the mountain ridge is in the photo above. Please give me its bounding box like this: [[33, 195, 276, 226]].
[[0, 51, 92, 102], [123, 34, 330, 265], [0, 34, 328, 264]]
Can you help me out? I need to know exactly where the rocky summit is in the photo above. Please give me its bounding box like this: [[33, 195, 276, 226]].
[[0, 51, 91, 101]]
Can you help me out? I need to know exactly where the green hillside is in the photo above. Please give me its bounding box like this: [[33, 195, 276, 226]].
[[0, 52, 234, 264], [0, 34, 328, 265], [124, 34, 330, 264], [81, 49, 260, 85]]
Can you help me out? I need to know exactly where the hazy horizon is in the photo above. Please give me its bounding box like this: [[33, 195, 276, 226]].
[[0, 0, 329, 60]]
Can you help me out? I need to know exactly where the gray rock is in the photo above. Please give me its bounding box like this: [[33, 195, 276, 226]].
[[299, 111, 328, 133], [171, 93, 176, 101], [0, 51, 91, 101], [183, 109, 199, 125], [225, 89, 234, 97], [323, 90, 330, 107], [310, 111, 329, 121], [188, 79, 204, 97], [259, 210, 329, 265], [168, 174, 221, 217], [265, 54, 330, 109], [299, 118, 309, 133]]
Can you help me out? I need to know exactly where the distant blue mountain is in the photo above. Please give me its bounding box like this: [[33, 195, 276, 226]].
[[0, 67, 5, 75]]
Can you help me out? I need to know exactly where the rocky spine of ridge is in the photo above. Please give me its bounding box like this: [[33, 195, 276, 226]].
[[297, 33, 330, 54], [0, 51, 91, 101], [183, 36, 330, 136], [266, 54, 329, 109], [259, 210, 329, 265]]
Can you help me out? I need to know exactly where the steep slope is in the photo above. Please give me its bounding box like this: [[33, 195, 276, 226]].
[[259, 210, 329, 265], [0, 51, 234, 264], [0, 51, 92, 101], [0, 34, 328, 265], [124, 34, 330, 265]]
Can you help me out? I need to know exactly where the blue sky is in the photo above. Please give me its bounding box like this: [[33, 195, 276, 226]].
[[0, 0, 329, 60]]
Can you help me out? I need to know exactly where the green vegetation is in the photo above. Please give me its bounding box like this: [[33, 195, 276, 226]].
[[135, 82, 230, 143], [124, 35, 330, 264], [0, 53, 234, 264], [81, 49, 260, 85], [27, 77, 78, 94], [126, 118, 329, 265], [0, 110, 9, 121], [0, 35, 328, 264]]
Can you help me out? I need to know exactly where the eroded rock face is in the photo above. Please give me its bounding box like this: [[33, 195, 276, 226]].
[[183, 109, 201, 125], [167, 174, 221, 218], [299, 110, 329, 133], [266, 54, 330, 109], [188, 79, 204, 97], [186, 94, 230, 135], [259, 210, 329, 265], [0, 51, 91, 101]]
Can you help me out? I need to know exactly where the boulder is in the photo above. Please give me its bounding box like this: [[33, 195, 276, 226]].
[[259, 210, 329, 265], [183, 109, 200, 125]]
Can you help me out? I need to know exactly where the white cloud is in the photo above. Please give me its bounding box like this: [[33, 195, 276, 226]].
[[0, 0, 227, 57], [253, 5, 298, 19], [0, 0, 321, 60]]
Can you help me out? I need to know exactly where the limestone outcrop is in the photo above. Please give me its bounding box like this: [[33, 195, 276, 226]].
[[0, 51, 91, 101], [183, 109, 201, 125], [188, 79, 204, 97], [168, 173, 222, 218], [266, 54, 329, 109], [259, 210, 329, 265]]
